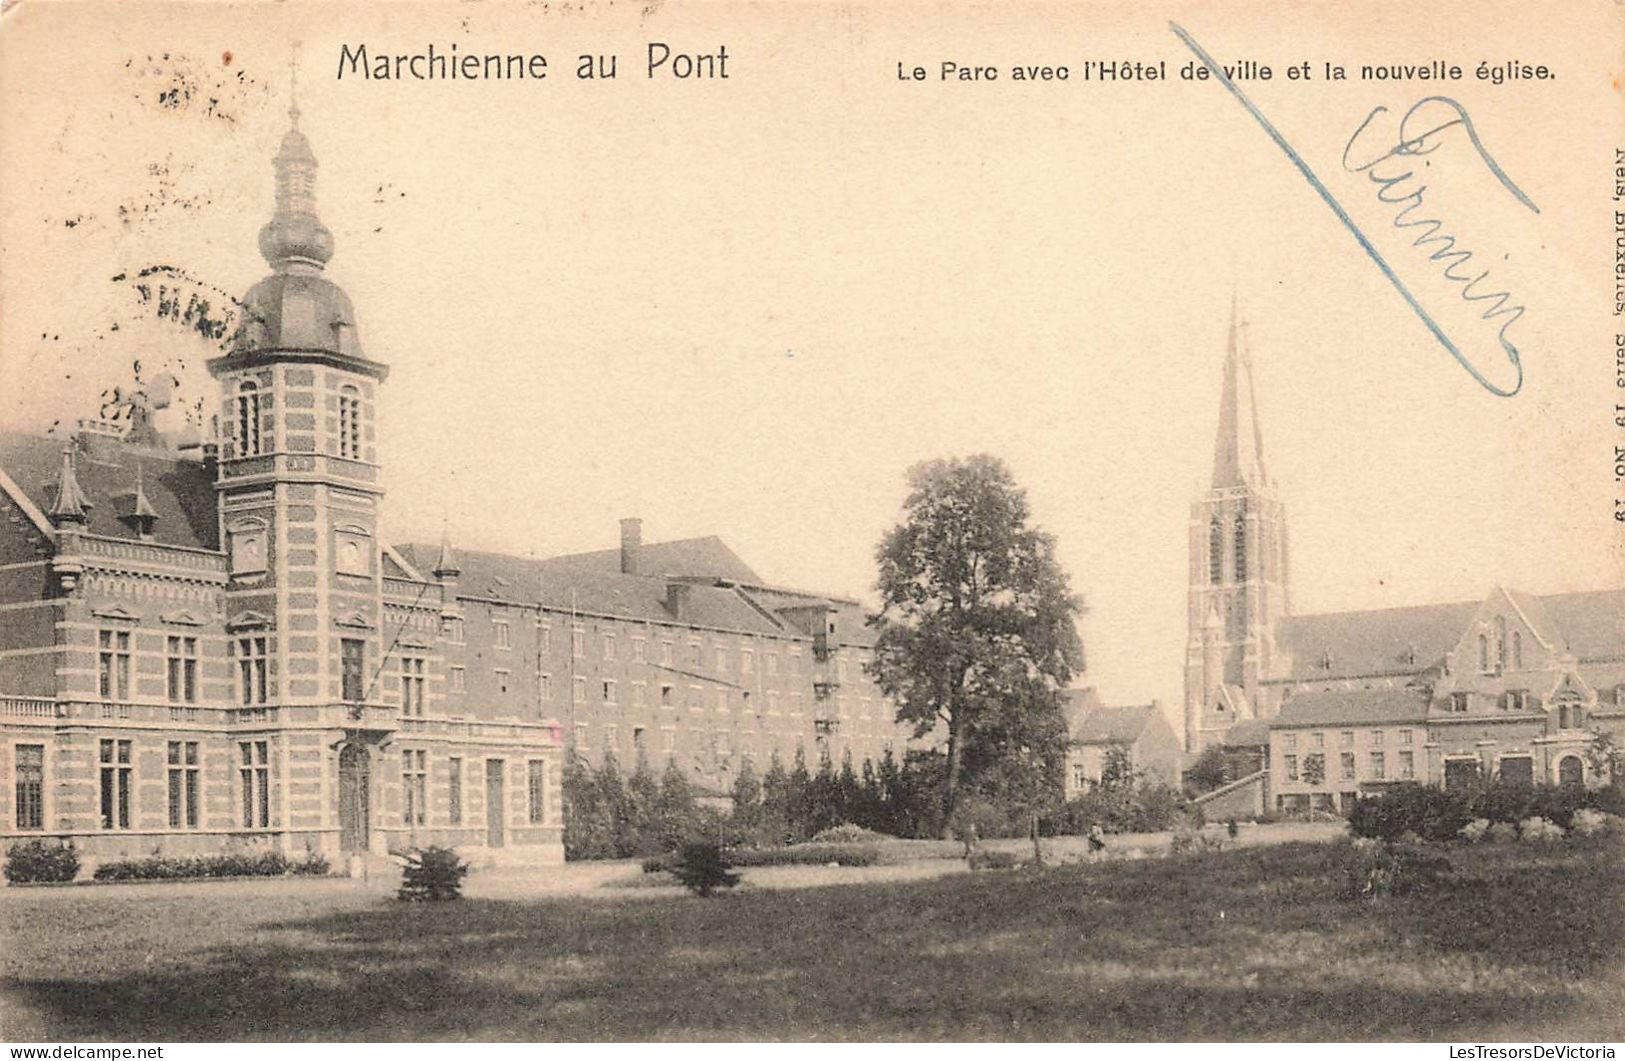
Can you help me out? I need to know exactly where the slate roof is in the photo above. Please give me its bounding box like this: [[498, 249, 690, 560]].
[[538, 536, 762, 584], [1273, 687, 1431, 728], [1277, 588, 1625, 681], [1061, 689, 1159, 745], [0, 431, 219, 552]]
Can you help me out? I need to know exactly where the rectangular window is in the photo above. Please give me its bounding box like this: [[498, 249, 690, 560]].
[[662, 729, 676, 753], [714, 646, 728, 671], [165, 636, 198, 703], [789, 648, 802, 672], [574, 722, 588, 750], [240, 740, 270, 828], [448, 756, 463, 825], [1283, 753, 1298, 781], [1283, 732, 1297, 750], [1399, 750, 1415, 779], [99, 738, 132, 830], [603, 679, 617, 703], [571, 627, 585, 659], [1311, 732, 1325, 748], [449, 666, 466, 692], [167, 740, 199, 829], [495, 669, 511, 695], [14, 744, 44, 831], [236, 636, 269, 705], [633, 726, 647, 758], [604, 724, 619, 754], [494, 620, 511, 649], [660, 684, 673, 707], [1340, 751, 1356, 781], [341, 639, 365, 702], [603, 634, 616, 661], [742, 649, 755, 674], [443, 616, 465, 644], [632, 681, 646, 706], [715, 687, 728, 712], [1370, 751, 1386, 780], [338, 389, 361, 459], [528, 760, 546, 824], [1340, 730, 1354, 747], [402, 749, 427, 826], [539, 673, 552, 700], [1372, 730, 1384, 746], [1450, 692, 1469, 713], [573, 676, 586, 703], [688, 641, 702, 666], [766, 653, 778, 676], [767, 690, 780, 714], [1400, 729, 1413, 745], [660, 641, 674, 666], [537, 622, 551, 654], [1304, 752, 1324, 786], [400, 656, 427, 716], [632, 638, 646, 663], [98, 630, 131, 701]]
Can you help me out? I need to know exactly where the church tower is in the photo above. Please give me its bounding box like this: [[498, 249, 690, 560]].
[[208, 99, 390, 735], [1183, 304, 1290, 752]]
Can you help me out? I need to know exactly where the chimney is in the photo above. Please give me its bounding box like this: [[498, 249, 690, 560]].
[[665, 581, 690, 619], [620, 517, 643, 576]]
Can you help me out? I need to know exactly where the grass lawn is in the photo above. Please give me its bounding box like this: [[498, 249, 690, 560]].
[[2, 838, 1620, 1042]]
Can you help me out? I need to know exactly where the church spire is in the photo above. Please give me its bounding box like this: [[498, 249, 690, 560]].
[[1210, 297, 1268, 489], [257, 58, 334, 275]]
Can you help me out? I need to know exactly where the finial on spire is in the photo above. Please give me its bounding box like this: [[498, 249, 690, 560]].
[[1210, 296, 1268, 490], [289, 42, 302, 127], [48, 443, 90, 525]]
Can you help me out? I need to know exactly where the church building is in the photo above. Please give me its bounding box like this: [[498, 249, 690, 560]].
[[1185, 309, 1625, 812]]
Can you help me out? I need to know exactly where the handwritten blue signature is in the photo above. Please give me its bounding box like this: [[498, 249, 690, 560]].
[[1170, 23, 1537, 397]]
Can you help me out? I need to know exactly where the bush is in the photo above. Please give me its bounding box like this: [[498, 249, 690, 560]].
[[92, 850, 298, 881], [724, 842, 891, 868], [809, 823, 891, 844], [1458, 818, 1491, 843], [396, 846, 468, 901], [640, 854, 673, 874], [1338, 838, 1453, 900], [291, 852, 330, 876], [1518, 816, 1565, 843], [4, 840, 80, 883], [1348, 784, 1471, 842], [1570, 808, 1618, 837], [670, 842, 741, 897], [967, 849, 1026, 871], [1487, 821, 1519, 844]]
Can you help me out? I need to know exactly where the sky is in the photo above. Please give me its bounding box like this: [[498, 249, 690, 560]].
[[1, 1, 1619, 717]]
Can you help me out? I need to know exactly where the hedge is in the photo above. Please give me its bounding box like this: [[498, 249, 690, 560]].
[[1349, 782, 1625, 842], [4, 840, 82, 883], [91, 850, 330, 881]]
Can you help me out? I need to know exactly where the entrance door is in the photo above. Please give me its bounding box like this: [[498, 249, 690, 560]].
[[486, 759, 506, 847], [338, 744, 370, 853], [1558, 755, 1585, 787]]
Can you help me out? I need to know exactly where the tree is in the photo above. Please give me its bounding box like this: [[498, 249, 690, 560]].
[[870, 454, 1084, 835], [1099, 745, 1135, 790], [1302, 753, 1326, 787], [1586, 730, 1622, 789]]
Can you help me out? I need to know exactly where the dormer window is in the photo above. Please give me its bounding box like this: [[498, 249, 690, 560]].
[[338, 384, 361, 459], [235, 380, 263, 457]]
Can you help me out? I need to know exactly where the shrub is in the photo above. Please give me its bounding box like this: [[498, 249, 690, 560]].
[[641, 854, 673, 874], [1458, 818, 1491, 843], [396, 846, 468, 902], [291, 852, 330, 875], [4, 839, 80, 884], [1487, 821, 1519, 844], [1338, 839, 1453, 900], [670, 841, 741, 897], [1347, 784, 1470, 842], [1518, 816, 1565, 843], [809, 823, 891, 844], [1570, 808, 1616, 837], [724, 842, 890, 868], [91, 850, 297, 881]]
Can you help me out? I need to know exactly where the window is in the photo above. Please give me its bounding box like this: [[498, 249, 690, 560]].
[[688, 641, 702, 666], [1478, 633, 1491, 674], [768, 690, 780, 714], [495, 669, 511, 695], [1398, 750, 1415, 779], [767, 653, 779, 676], [1495, 616, 1507, 673], [1209, 518, 1224, 584], [632, 681, 646, 706], [341, 639, 365, 701], [1233, 518, 1247, 581], [1283, 753, 1298, 781], [443, 616, 465, 644], [448, 757, 463, 824], [789, 648, 802, 672], [228, 520, 267, 575], [1399, 729, 1413, 744], [449, 666, 466, 692], [603, 679, 617, 703], [660, 684, 673, 707], [1303, 752, 1325, 786], [1512, 630, 1523, 670], [15, 744, 44, 830], [494, 620, 511, 649], [633, 727, 647, 758], [235, 380, 262, 457], [604, 724, 619, 754], [167, 741, 199, 829], [100, 738, 132, 830], [571, 627, 585, 659], [98, 630, 131, 701], [603, 634, 616, 660], [235, 636, 268, 704], [1311, 732, 1324, 748], [539, 673, 552, 700], [715, 647, 728, 671], [715, 687, 729, 712], [334, 529, 370, 576], [742, 649, 755, 674], [1371, 730, 1384, 746], [1282, 732, 1297, 750], [401, 656, 426, 716], [1504, 689, 1528, 712], [1450, 692, 1469, 713], [1340, 751, 1356, 781], [574, 723, 588, 750], [528, 761, 546, 823], [402, 750, 427, 826], [337, 385, 361, 459], [660, 641, 674, 665], [662, 729, 676, 753], [1370, 751, 1386, 780], [573, 676, 586, 703], [1339, 730, 1354, 747], [717, 731, 732, 758], [166, 636, 198, 703], [240, 741, 270, 828], [537, 622, 551, 654], [632, 638, 646, 663]]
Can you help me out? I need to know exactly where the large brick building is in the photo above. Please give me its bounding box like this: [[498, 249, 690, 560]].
[[1184, 308, 1625, 811], [0, 106, 907, 870]]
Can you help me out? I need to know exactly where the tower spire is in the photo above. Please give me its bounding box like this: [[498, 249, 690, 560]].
[[257, 50, 333, 276], [1210, 298, 1268, 489], [48, 443, 90, 525]]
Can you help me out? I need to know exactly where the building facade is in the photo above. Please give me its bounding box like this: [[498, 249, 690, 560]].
[[1184, 309, 1625, 808], [1060, 689, 1182, 798]]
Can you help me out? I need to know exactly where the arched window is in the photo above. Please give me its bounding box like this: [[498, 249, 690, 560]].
[[1208, 519, 1224, 585], [338, 385, 361, 460], [1477, 633, 1490, 673], [1233, 518, 1247, 582], [1558, 755, 1584, 787], [235, 381, 262, 457], [1494, 616, 1507, 673], [1512, 631, 1523, 670], [1558, 703, 1570, 729]]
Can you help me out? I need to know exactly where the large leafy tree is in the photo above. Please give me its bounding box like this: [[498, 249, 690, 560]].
[[870, 454, 1084, 834]]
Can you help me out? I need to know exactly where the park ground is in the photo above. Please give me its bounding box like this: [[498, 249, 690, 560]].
[[1, 824, 1621, 1042]]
